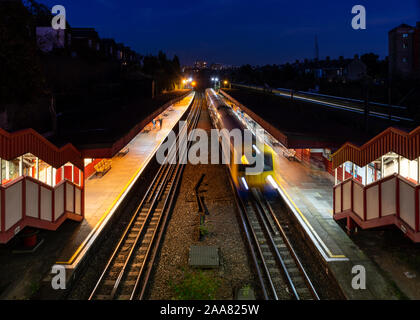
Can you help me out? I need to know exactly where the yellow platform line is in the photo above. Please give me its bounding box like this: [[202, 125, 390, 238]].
[[56, 143, 161, 265], [275, 175, 347, 259], [56, 93, 195, 265]]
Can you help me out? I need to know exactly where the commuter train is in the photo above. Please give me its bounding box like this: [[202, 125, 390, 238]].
[[205, 88, 276, 192]]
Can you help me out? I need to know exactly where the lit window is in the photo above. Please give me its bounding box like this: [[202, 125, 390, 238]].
[[402, 33, 408, 38]]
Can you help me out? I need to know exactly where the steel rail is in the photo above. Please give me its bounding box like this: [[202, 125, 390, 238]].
[[89, 95, 200, 300], [135, 93, 203, 300], [262, 195, 320, 300]]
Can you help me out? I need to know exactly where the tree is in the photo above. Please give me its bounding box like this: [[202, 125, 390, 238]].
[[0, 1, 46, 103]]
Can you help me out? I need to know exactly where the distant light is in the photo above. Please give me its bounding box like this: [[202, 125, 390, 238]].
[[224, 80, 228, 85], [188, 78, 192, 82], [191, 81, 197, 87], [215, 77, 219, 81], [241, 177, 249, 190]]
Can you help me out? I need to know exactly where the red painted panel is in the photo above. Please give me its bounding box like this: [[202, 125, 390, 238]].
[[84, 159, 102, 179], [64, 166, 72, 181]]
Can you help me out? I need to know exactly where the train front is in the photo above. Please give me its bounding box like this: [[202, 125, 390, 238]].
[[206, 88, 276, 194]]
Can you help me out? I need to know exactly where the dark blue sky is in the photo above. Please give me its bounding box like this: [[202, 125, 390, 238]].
[[39, 0, 420, 66]]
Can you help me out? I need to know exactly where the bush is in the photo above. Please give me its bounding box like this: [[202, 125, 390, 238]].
[[170, 270, 219, 300]]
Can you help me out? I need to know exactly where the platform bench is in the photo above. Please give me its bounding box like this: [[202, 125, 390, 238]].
[[94, 159, 112, 176], [117, 146, 130, 157]]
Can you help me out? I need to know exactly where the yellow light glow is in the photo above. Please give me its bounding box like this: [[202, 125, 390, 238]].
[[224, 80, 228, 85], [191, 81, 197, 87]]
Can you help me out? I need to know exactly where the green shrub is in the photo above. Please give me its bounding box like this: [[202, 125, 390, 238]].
[[170, 270, 219, 300]]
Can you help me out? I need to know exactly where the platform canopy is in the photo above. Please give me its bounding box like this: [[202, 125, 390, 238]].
[[331, 126, 420, 170], [0, 128, 84, 170]]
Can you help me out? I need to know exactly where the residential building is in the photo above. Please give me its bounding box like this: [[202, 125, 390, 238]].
[[389, 22, 420, 79]]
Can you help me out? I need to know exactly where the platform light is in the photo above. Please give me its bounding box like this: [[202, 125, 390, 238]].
[[241, 177, 249, 190], [188, 78, 192, 82], [191, 81, 197, 87], [224, 80, 228, 85]]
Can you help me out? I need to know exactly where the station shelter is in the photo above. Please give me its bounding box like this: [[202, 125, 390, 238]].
[[0, 92, 194, 245], [331, 127, 420, 242], [0, 128, 85, 243]]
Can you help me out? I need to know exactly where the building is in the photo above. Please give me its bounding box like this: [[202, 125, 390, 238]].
[[345, 55, 367, 81], [194, 61, 208, 70], [100, 38, 117, 60], [70, 28, 100, 57], [36, 27, 71, 53], [389, 22, 420, 79], [332, 127, 420, 242]]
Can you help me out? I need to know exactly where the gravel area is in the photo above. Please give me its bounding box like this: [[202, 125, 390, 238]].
[[147, 102, 255, 300]]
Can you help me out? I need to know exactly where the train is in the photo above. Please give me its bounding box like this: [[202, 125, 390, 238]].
[[205, 88, 276, 192]]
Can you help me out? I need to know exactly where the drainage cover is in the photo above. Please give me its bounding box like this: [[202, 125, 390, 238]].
[[189, 246, 219, 268]]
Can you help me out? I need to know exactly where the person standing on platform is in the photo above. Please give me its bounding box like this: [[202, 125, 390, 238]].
[[158, 117, 163, 130]]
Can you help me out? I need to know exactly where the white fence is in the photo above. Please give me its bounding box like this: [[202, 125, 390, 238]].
[[0, 176, 83, 243]]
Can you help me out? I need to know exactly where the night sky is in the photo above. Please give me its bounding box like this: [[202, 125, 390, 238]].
[[39, 0, 420, 66]]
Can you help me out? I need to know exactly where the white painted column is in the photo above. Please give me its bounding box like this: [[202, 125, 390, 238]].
[[334, 168, 338, 185], [52, 167, 56, 187], [79, 169, 82, 187], [5, 160, 9, 180], [342, 163, 345, 181], [19, 156, 23, 176], [407, 158, 411, 180], [418, 157, 420, 184], [398, 156, 401, 175], [71, 164, 74, 183], [36, 158, 39, 180], [0, 158, 2, 185], [381, 156, 384, 179], [352, 163, 356, 179], [365, 165, 368, 185]]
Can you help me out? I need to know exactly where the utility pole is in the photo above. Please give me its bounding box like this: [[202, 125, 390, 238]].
[[363, 75, 372, 132]]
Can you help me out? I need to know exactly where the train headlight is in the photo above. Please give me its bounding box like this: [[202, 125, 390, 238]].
[[241, 177, 249, 190]]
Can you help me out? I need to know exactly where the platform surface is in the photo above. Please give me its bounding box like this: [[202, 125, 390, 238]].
[[56, 93, 195, 265], [270, 145, 399, 299]]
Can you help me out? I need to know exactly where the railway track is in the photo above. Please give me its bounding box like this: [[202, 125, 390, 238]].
[[89, 93, 203, 300], [229, 175, 319, 300]]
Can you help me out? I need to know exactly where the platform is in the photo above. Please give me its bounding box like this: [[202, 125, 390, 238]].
[[55, 92, 195, 270], [221, 92, 400, 299]]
